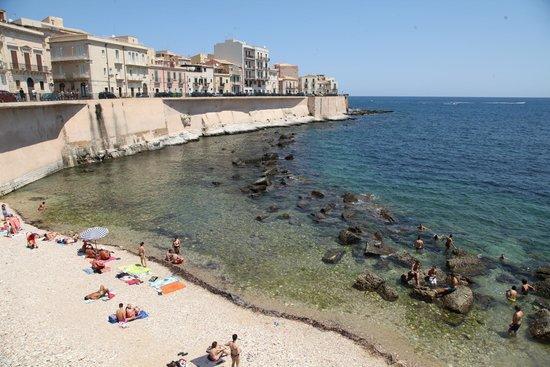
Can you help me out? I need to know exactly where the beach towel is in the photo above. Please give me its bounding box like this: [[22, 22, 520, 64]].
[[161, 281, 186, 295], [83, 266, 111, 275], [119, 264, 151, 275], [148, 275, 185, 294], [84, 292, 115, 303], [108, 310, 149, 324]]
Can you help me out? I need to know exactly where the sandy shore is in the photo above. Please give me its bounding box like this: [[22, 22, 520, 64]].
[[0, 207, 389, 367]]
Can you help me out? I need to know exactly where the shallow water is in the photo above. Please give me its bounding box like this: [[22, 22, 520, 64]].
[[5, 97, 550, 366]]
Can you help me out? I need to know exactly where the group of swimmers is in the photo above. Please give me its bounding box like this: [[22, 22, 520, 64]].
[[504, 279, 537, 336]]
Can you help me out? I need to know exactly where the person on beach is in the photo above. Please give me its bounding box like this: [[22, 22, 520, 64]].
[[116, 303, 126, 322], [402, 260, 421, 286], [84, 285, 110, 300], [506, 286, 518, 302], [0, 221, 11, 237], [1, 204, 13, 218], [44, 231, 58, 241], [165, 249, 184, 265], [125, 304, 141, 321], [508, 305, 524, 336], [26, 233, 40, 249], [172, 236, 181, 255], [226, 334, 241, 367], [37, 201, 46, 213], [91, 258, 105, 273], [445, 234, 456, 252], [414, 235, 424, 250], [138, 242, 147, 267], [521, 279, 535, 294], [98, 249, 111, 261], [207, 341, 228, 362]]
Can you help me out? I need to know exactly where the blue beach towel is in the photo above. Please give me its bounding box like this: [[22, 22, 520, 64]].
[[108, 310, 149, 324]]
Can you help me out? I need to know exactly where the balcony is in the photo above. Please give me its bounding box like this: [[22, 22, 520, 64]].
[[10, 63, 50, 73], [127, 74, 146, 82], [125, 59, 147, 67], [52, 71, 90, 80], [51, 54, 89, 62]]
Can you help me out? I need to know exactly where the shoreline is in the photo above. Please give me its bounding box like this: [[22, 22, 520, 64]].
[[0, 205, 397, 367]]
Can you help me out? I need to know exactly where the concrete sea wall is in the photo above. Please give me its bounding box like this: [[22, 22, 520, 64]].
[[0, 96, 347, 195]]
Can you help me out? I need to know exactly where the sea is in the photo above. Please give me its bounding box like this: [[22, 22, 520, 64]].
[[5, 96, 550, 366]]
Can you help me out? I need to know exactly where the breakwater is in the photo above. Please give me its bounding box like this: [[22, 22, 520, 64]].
[[0, 96, 347, 195]]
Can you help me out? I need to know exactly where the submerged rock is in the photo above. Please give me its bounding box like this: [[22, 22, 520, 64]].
[[388, 251, 419, 268], [410, 286, 438, 303], [364, 241, 396, 257], [534, 278, 550, 299], [353, 269, 384, 291], [231, 158, 245, 167], [377, 283, 399, 302], [255, 213, 269, 221], [311, 190, 325, 199], [338, 227, 362, 245], [320, 202, 336, 215], [446, 253, 487, 277], [341, 209, 355, 221], [441, 286, 474, 314], [473, 292, 497, 310], [284, 154, 294, 160], [277, 213, 291, 220], [529, 309, 550, 342], [267, 204, 279, 213], [342, 192, 359, 204], [322, 249, 345, 264], [297, 200, 310, 210], [495, 273, 517, 284], [310, 211, 326, 222], [535, 266, 550, 280]]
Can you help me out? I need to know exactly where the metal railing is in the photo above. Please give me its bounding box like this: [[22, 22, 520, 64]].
[[10, 63, 49, 72]]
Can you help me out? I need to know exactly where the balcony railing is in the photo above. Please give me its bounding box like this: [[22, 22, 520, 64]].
[[10, 63, 49, 73], [51, 54, 89, 61], [127, 74, 147, 81], [52, 71, 90, 80]]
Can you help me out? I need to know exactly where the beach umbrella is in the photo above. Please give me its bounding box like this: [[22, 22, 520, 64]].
[[80, 226, 109, 241]]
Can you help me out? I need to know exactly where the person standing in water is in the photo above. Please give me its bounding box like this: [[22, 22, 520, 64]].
[[414, 235, 424, 250], [37, 201, 46, 213], [172, 236, 181, 255], [508, 305, 524, 336], [506, 286, 518, 301], [138, 242, 147, 267], [521, 279, 535, 294], [445, 234, 456, 252]]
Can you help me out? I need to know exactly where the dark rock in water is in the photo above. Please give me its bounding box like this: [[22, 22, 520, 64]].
[[364, 241, 396, 257], [377, 283, 399, 302], [338, 229, 362, 245], [495, 273, 517, 284], [441, 286, 474, 314], [284, 154, 294, 160], [348, 108, 393, 116], [529, 309, 550, 342], [231, 158, 245, 167], [277, 134, 295, 147], [410, 286, 438, 303], [534, 278, 550, 299], [255, 213, 269, 222], [277, 213, 291, 220], [211, 181, 221, 187], [473, 292, 497, 310], [231, 174, 241, 180], [279, 178, 287, 186], [388, 251, 419, 268], [342, 192, 359, 203], [261, 152, 279, 162], [535, 266, 550, 280], [374, 231, 383, 241], [254, 177, 270, 186], [380, 209, 396, 223], [311, 212, 326, 222], [532, 297, 550, 311], [297, 200, 310, 210], [263, 167, 278, 177], [249, 184, 267, 193], [353, 269, 384, 291], [322, 249, 345, 264], [320, 202, 336, 215], [311, 190, 325, 199], [267, 204, 279, 213], [446, 253, 487, 277], [373, 258, 391, 271], [341, 209, 355, 221]]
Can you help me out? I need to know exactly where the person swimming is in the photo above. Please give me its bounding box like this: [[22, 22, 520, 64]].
[[414, 235, 424, 250], [506, 286, 518, 301], [521, 279, 535, 294]]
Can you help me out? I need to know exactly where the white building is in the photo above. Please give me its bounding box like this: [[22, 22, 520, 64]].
[[213, 39, 269, 94], [300, 74, 338, 96], [265, 68, 279, 94]]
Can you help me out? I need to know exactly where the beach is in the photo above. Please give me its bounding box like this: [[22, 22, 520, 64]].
[[0, 208, 390, 367]]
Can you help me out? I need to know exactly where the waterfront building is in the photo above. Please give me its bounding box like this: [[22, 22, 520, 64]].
[[182, 63, 214, 95], [213, 39, 269, 94], [299, 74, 338, 95], [274, 63, 299, 95], [49, 34, 153, 98], [0, 9, 53, 98], [150, 50, 190, 95], [12, 15, 87, 37]]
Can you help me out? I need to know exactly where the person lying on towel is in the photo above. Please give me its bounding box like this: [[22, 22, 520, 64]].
[[165, 249, 184, 265], [44, 231, 59, 241], [125, 304, 141, 321], [98, 249, 112, 261], [91, 258, 106, 273], [84, 285, 110, 300], [27, 233, 41, 249]]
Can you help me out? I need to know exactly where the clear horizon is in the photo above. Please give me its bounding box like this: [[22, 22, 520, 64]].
[[3, 0, 550, 97]]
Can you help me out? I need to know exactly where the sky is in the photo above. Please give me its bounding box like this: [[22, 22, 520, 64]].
[[2, 0, 549, 97]]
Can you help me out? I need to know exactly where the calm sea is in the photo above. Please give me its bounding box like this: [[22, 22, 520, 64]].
[[5, 96, 550, 366]]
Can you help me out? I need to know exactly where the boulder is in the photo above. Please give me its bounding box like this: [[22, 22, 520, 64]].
[[534, 278, 550, 299], [255, 214, 269, 221], [277, 213, 291, 220], [320, 202, 336, 214], [311, 212, 326, 222], [410, 286, 438, 303], [441, 286, 474, 314], [377, 283, 399, 302], [322, 249, 345, 264], [267, 204, 279, 213], [529, 309, 550, 342], [231, 158, 245, 167], [364, 241, 396, 257], [388, 251, 419, 268], [353, 269, 384, 291], [261, 152, 278, 162], [284, 154, 294, 160], [253, 176, 271, 186], [263, 167, 278, 177], [341, 209, 355, 221], [311, 190, 325, 199], [473, 292, 497, 310], [535, 266, 550, 280], [342, 192, 359, 204], [446, 253, 487, 277], [339, 229, 362, 245]]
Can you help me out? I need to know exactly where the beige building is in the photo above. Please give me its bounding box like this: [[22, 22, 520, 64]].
[[0, 9, 53, 98], [213, 39, 269, 94], [274, 63, 299, 95], [266, 68, 279, 94], [49, 34, 152, 98], [150, 50, 190, 95], [300, 74, 338, 95]]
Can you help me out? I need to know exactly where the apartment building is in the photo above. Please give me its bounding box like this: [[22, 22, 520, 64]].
[[274, 63, 299, 95], [183, 64, 214, 95], [12, 15, 87, 37], [149, 50, 190, 95], [192, 55, 242, 95], [49, 34, 152, 98], [300, 74, 338, 96], [266, 68, 279, 94], [213, 39, 269, 94], [0, 9, 53, 98]]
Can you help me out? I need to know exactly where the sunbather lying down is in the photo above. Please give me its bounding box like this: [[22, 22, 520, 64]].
[[91, 258, 106, 273], [44, 231, 59, 241], [84, 285, 110, 300]]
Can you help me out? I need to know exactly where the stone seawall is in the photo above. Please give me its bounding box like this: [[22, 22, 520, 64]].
[[0, 96, 347, 195]]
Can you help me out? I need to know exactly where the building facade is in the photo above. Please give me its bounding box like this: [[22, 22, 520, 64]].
[[150, 50, 190, 95], [266, 68, 279, 94], [0, 10, 53, 99], [274, 63, 299, 95], [49, 34, 152, 98], [213, 39, 269, 94], [300, 74, 338, 95]]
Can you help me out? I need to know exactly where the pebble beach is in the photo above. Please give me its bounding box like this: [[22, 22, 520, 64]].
[[0, 206, 390, 367]]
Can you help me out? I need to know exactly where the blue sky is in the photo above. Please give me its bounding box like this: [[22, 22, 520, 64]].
[[2, 0, 549, 97]]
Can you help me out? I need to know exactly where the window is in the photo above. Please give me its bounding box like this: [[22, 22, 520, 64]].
[[10, 50, 18, 67], [79, 64, 85, 74], [115, 50, 119, 60], [76, 45, 84, 56], [103, 68, 107, 75], [58, 64, 63, 73], [39, 81, 44, 90], [36, 54, 43, 71], [15, 80, 20, 88]]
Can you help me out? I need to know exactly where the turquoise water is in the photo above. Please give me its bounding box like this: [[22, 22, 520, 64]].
[[4, 97, 550, 366]]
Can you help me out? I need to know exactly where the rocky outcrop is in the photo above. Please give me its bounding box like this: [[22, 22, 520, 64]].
[[341, 209, 355, 221], [388, 251, 419, 268], [410, 286, 438, 303], [364, 241, 396, 257], [535, 266, 550, 280], [320, 203, 336, 215], [322, 249, 345, 264], [441, 286, 474, 314], [311, 190, 325, 199], [353, 269, 398, 302], [534, 278, 550, 299], [342, 192, 359, 204], [446, 253, 487, 277], [377, 283, 399, 302], [529, 309, 550, 342], [338, 227, 362, 245]]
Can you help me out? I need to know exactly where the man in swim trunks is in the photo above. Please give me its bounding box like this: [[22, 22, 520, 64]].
[[226, 334, 241, 367], [138, 242, 147, 267], [508, 305, 524, 336], [506, 286, 518, 301], [427, 266, 438, 286], [414, 235, 424, 250], [521, 279, 535, 294], [172, 237, 181, 255], [445, 234, 455, 252], [408, 260, 421, 286], [207, 341, 228, 362], [116, 303, 126, 322]]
